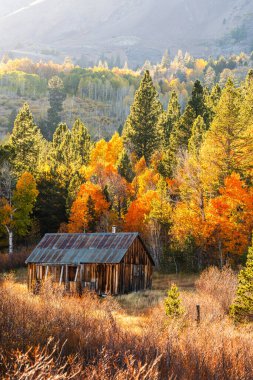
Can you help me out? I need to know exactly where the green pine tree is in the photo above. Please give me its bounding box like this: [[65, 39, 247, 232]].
[[66, 172, 83, 214], [123, 70, 163, 164], [200, 79, 252, 185], [47, 76, 66, 139], [9, 103, 44, 177], [240, 69, 253, 128], [164, 105, 195, 176], [188, 115, 206, 158], [35, 172, 68, 234], [204, 84, 222, 127], [85, 195, 97, 232], [71, 119, 91, 168], [188, 80, 207, 121], [51, 123, 72, 167], [164, 283, 185, 317], [117, 149, 135, 182], [158, 91, 181, 147], [230, 240, 253, 323]]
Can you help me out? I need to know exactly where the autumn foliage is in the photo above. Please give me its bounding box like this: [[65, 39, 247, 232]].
[[1, 68, 253, 268], [68, 181, 109, 233]]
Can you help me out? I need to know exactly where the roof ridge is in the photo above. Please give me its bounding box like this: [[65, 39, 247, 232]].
[[44, 232, 139, 236], [25, 232, 152, 265]]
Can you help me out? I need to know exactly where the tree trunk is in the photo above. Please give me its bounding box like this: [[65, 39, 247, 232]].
[[5, 226, 13, 255], [218, 239, 223, 269], [9, 231, 13, 255]]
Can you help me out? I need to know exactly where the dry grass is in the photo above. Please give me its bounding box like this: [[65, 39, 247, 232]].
[[0, 248, 30, 273], [117, 272, 197, 314], [0, 267, 252, 379]]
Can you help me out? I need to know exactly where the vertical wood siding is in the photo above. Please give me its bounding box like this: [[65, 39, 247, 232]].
[[27, 237, 153, 295]]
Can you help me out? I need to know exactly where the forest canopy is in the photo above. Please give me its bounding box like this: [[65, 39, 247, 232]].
[[1, 52, 253, 271]]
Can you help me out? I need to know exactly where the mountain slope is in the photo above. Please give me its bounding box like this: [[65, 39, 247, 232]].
[[0, 0, 253, 65]]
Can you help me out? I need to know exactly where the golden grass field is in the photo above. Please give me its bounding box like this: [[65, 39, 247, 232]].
[[0, 267, 252, 379]]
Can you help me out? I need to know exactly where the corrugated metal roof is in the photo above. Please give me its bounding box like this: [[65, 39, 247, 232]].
[[25, 232, 153, 265]]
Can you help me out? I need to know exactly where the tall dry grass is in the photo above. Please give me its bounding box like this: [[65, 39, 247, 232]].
[[0, 247, 30, 272], [0, 267, 252, 379]]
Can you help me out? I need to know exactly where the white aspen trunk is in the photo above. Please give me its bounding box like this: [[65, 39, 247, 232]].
[[5, 226, 13, 255], [9, 231, 13, 255]]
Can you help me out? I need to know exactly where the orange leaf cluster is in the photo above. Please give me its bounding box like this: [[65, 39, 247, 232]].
[[68, 181, 109, 233]]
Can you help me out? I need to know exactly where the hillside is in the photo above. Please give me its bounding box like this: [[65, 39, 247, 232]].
[[1, 0, 253, 65]]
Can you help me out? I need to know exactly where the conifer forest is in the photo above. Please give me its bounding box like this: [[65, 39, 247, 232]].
[[0, 4, 253, 379]]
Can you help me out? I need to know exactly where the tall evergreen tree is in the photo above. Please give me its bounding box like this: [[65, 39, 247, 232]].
[[71, 119, 91, 168], [51, 123, 72, 168], [158, 91, 181, 147], [117, 150, 134, 182], [123, 70, 163, 164], [167, 90, 181, 121], [188, 116, 206, 158], [171, 106, 196, 165], [200, 79, 252, 186], [230, 239, 253, 323], [188, 80, 206, 120], [204, 84, 222, 127], [240, 69, 253, 128], [9, 103, 43, 177], [47, 76, 66, 139], [85, 195, 97, 232], [35, 172, 68, 234], [158, 104, 195, 178]]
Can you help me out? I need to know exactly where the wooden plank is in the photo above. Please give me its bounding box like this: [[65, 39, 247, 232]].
[[59, 265, 64, 285], [45, 265, 49, 279], [74, 266, 79, 282], [65, 265, 69, 291]]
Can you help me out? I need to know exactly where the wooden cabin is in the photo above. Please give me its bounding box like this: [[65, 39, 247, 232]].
[[25, 232, 154, 295]]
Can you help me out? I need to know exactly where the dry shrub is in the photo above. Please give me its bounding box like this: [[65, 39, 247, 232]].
[[0, 269, 252, 379], [0, 247, 31, 272], [84, 349, 161, 380], [0, 344, 161, 380], [0, 278, 119, 357], [168, 321, 253, 380], [146, 304, 253, 380], [182, 291, 225, 322], [0, 340, 84, 379], [195, 265, 238, 313]]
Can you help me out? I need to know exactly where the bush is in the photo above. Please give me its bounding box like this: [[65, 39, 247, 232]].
[[164, 283, 185, 317], [0, 247, 30, 272], [196, 266, 237, 313], [0, 340, 84, 379], [230, 243, 253, 323], [0, 270, 252, 379]]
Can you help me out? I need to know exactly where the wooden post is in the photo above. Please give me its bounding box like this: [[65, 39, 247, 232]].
[[45, 266, 49, 279], [196, 304, 200, 325], [65, 265, 69, 291], [80, 265, 84, 289], [74, 266, 79, 282], [59, 265, 64, 285]]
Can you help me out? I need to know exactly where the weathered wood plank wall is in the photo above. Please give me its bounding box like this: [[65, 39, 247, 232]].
[[27, 237, 153, 295]]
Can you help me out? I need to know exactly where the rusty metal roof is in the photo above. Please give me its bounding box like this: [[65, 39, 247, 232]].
[[25, 233, 154, 265]]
